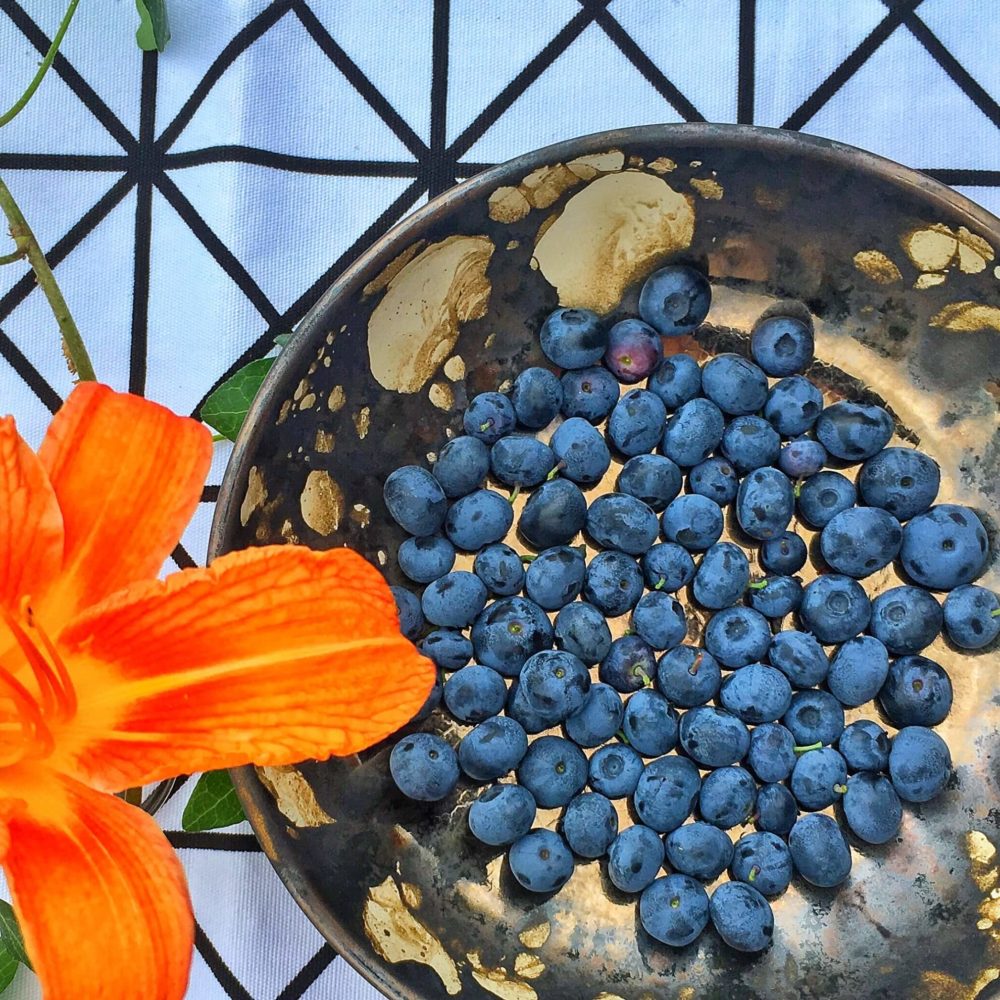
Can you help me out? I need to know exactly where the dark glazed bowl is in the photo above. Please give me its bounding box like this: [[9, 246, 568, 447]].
[[210, 125, 1000, 1000]]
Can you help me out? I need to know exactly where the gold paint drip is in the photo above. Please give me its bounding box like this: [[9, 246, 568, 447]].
[[257, 765, 335, 828], [853, 250, 902, 284], [299, 470, 343, 536]]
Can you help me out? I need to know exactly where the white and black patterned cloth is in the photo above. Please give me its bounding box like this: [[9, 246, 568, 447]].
[[1, 2, 997, 997]]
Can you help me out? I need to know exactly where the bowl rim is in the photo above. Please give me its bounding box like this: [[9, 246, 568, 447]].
[[208, 122, 1000, 1000]]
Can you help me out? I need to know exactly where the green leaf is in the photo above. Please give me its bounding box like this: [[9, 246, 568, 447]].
[[135, 0, 170, 52], [0, 902, 30, 971], [0, 945, 18, 993], [273, 333, 292, 348], [182, 771, 245, 832], [200, 358, 274, 442]]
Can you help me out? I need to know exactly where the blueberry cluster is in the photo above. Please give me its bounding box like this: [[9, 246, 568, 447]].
[[383, 263, 996, 954]]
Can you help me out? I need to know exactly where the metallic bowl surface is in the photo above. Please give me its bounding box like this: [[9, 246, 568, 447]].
[[209, 125, 1000, 1000]]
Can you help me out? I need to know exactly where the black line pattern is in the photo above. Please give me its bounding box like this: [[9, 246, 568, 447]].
[[2, 2, 998, 996]]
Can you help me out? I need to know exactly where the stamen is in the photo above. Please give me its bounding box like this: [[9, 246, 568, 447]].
[[21, 601, 76, 721], [0, 666, 53, 763], [1, 603, 58, 718]]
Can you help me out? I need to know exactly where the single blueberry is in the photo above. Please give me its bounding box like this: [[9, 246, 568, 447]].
[[736, 466, 795, 541], [516, 735, 588, 808], [721, 415, 781, 474], [518, 478, 587, 549], [549, 417, 612, 486], [391, 586, 424, 640], [815, 400, 893, 461], [799, 574, 872, 644], [490, 435, 556, 489], [869, 585, 943, 655], [858, 446, 941, 521], [778, 438, 827, 480], [647, 352, 703, 408], [471, 596, 554, 676], [760, 531, 808, 575], [473, 542, 525, 596], [698, 766, 757, 829], [688, 456, 740, 505], [608, 388, 668, 456], [703, 606, 772, 668], [943, 584, 1000, 649], [900, 504, 990, 590], [524, 545, 586, 610], [508, 829, 575, 893], [584, 550, 644, 617], [701, 353, 769, 416], [661, 397, 726, 468], [560, 366, 620, 422], [826, 636, 889, 707], [397, 533, 456, 584], [820, 507, 903, 578], [797, 470, 857, 529], [661, 493, 725, 551], [632, 591, 687, 650], [519, 649, 591, 720], [755, 783, 798, 836], [751, 314, 814, 376], [510, 367, 563, 429], [622, 688, 679, 757], [842, 772, 902, 845], [632, 755, 703, 832], [587, 494, 660, 555], [458, 716, 529, 781], [640, 874, 711, 947], [618, 454, 682, 511], [709, 882, 774, 953], [693, 542, 751, 610], [469, 783, 536, 846], [565, 682, 623, 748], [719, 663, 793, 724], [638, 265, 711, 337], [730, 831, 794, 896], [604, 318, 663, 383], [421, 570, 488, 628], [837, 719, 891, 772], [443, 664, 507, 723], [562, 792, 619, 858], [599, 634, 658, 693], [390, 733, 459, 802], [748, 575, 803, 619], [878, 654, 953, 727], [764, 376, 824, 437], [788, 813, 852, 888], [790, 747, 848, 811], [384, 465, 448, 536], [445, 489, 514, 552], [746, 723, 797, 783], [419, 628, 473, 671], [889, 726, 952, 803], [432, 436, 490, 498], [642, 542, 697, 592], [677, 706, 750, 768], [608, 824, 666, 893], [768, 630, 829, 688], [783, 689, 846, 747], [588, 744, 644, 798], [656, 645, 722, 708], [553, 601, 613, 666], [664, 823, 734, 881], [539, 307, 607, 369], [463, 391, 516, 444]]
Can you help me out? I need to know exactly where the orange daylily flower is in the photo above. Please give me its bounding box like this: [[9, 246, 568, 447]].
[[0, 383, 434, 1000]]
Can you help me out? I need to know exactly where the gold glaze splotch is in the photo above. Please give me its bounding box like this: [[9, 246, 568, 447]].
[[467, 951, 538, 1000], [299, 469, 343, 536], [853, 250, 902, 284], [690, 177, 724, 200], [902, 223, 995, 277], [240, 465, 267, 527], [514, 955, 545, 980], [363, 878, 461, 995], [327, 385, 345, 412], [429, 382, 454, 410], [930, 301, 1000, 333], [257, 765, 335, 828], [534, 171, 695, 313], [517, 922, 551, 949], [368, 235, 494, 393], [443, 355, 466, 381]]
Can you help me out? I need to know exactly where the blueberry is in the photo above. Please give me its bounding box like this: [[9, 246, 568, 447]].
[[510, 367, 563, 429], [516, 735, 589, 808], [443, 664, 507, 723], [464, 391, 517, 444], [748, 576, 803, 619], [391, 586, 424, 640], [390, 733, 459, 802], [820, 507, 903, 578], [783, 689, 845, 746], [458, 716, 529, 781], [469, 784, 537, 846], [384, 466, 448, 536], [518, 478, 587, 549], [617, 454, 682, 511], [721, 416, 782, 474], [878, 654, 953, 727], [797, 470, 858, 529], [553, 601, 613, 666], [419, 628, 473, 671], [638, 265, 711, 337], [677, 706, 750, 768], [445, 489, 514, 551], [858, 447, 941, 521], [661, 397, 726, 467], [608, 388, 668, 456], [768, 630, 830, 688], [760, 531, 808, 575], [549, 417, 612, 487], [703, 606, 771, 668], [432, 436, 490, 498], [827, 636, 889, 706], [640, 874, 711, 947], [799, 574, 871, 644], [943, 584, 1000, 649], [584, 550, 644, 617], [422, 570, 488, 627], [755, 783, 798, 836], [719, 663, 793, 724], [508, 829, 575, 893], [764, 376, 824, 437], [730, 832, 794, 896], [736, 466, 795, 541], [471, 596, 554, 676], [837, 719, 891, 772], [519, 649, 591, 719], [790, 747, 848, 810], [817, 400, 895, 460], [608, 824, 665, 893], [565, 682, 623, 748], [699, 766, 757, 829], [751, 315, 814, 376], [524, 545, 586, 610], [398, 533, 456, 584], [661, 494, 725, 551], [588, 744, 644, 798], [778, 438, 827, 479], [656, 645, 722, 708], [599, 634, 657, 693], [647, 352, 703, 408], [604, 318, 663, 383], [560, 366, 620, 422], [900, 504, 990, 590], [693, 542, 751, 610], [642, 542, 696, 592], [842, 772, 902, 844], [490, 435, 556, 488], [506, 681, 562, 734], [473, 542, 525, 596], [632, 755, 702, 832], [889, 725, 952, 802], [787, 813, 852, 888], [747, 723, 797, 783], [664, 822, 734, 881], [562, 792, 619, 858], [623, 689, 679, 757], [539, 307, 607, 369], [709, 882, 774, 953], [688, 456, 740, 505], [869, 586, 943, 654], [587, 494, 660, 555], [701, 353, 769, 416], [632, 591, 688, 650]]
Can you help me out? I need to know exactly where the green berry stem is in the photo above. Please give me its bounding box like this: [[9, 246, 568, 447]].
[[794, 741, 822, 754], [688, 652, 703, 676], [748, 580, 769, 591], [654, 577, 666, 591], [748, 865, 761, 883], [508, 484, 520, 504], [833, 783, 848, 795], [991, 608, 1000, 617], [520, 554, 536, 564], [616, 729, 631, 746]]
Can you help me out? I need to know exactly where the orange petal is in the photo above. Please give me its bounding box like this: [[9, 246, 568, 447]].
[[0, 416, 63, 610], [37, 383, 211, 622], [0, 767, 192, 1000], [55, 546, 434, 790]]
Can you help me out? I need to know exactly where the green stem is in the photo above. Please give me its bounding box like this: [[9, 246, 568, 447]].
[[748, 580, 769, 591], [0, 249, 26, 265], [0, 175, 96, 381], [991, 608, 1000, 618], [794, 741, 822, 754]]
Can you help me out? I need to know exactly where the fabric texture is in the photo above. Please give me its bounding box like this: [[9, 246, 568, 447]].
[[1, 1, 998, 997]]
